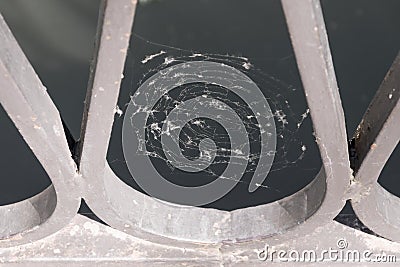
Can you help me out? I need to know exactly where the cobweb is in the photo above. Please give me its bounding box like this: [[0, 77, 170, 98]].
[[110, 33, 321, 210]]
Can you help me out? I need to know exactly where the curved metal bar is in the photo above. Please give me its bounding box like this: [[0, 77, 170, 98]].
[[84, 163, 325, 243], [83, 0, 344, 243], [351, 52, 400, 241], [279, 0, 351, 235], [1, 0, 400, 263], [0, 185, 56, 239], [0, 14, 80, 246]]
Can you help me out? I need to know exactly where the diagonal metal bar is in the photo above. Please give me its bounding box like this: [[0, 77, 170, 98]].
[[0, 14, 77, 176], [281, 0, 351, 222], [352, 52, 400, 184], [0, 13, 80, 244], [2, 0, 400, 263], [78, 0, 136, 176], [351, 52, 400, 241]]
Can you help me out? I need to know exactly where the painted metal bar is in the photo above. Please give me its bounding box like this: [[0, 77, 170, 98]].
[[0, 15, 77, 180], [0, 13, 80, 245], [78, 0, 137, 176], [0, 0, 400, 264], [281, 0, 352, 220], [351, 52, 400, 241], [352, 52, 400, 184]]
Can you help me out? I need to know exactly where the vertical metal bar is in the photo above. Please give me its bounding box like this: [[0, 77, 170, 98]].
[[78, 0, 137, 176], [281, 0, 351, 216]]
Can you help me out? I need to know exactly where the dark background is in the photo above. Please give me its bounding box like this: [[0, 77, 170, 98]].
[[0, 0, 398, 217]]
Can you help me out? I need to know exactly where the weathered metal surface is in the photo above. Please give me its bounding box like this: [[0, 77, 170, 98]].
[[78, 0, 136, 169], [351, 52, 400, 241], [76, 0, 343, 244], [352, 52, 400, 180], [75, 0, 138, 238], [0, 215, 399, 265], [0, 0, 399, 265], [0, 12, 80, 246], [275, 0, 352, 242]]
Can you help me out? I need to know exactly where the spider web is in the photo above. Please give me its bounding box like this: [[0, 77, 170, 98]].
[[109, 33, 322, 210]]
